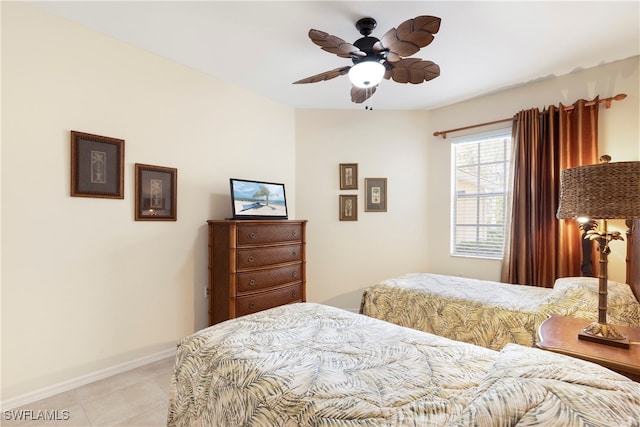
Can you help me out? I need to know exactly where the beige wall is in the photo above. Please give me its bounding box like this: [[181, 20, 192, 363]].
[[296, 110, 432, 309], [2, 3, 296, 400], [2, 2, 639, 404]]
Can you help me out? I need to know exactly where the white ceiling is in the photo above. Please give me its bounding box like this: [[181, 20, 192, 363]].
[[30, 1, 640, 111]]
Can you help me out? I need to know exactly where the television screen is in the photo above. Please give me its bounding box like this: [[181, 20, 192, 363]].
[[229, 178, 288, 220]]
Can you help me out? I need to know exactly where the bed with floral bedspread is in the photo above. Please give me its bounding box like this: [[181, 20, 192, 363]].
[[360, 274, 640, 350], [167, 302, 640, 427]]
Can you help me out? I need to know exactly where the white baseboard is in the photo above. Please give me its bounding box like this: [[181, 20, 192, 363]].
[[1, 347, 176, 411]]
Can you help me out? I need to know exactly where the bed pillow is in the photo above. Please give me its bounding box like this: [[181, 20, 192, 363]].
[[552, 277, 639, 305], [541, 277, 640, 327]]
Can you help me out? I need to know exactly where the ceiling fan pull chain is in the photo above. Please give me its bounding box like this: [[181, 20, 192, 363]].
[[365, 87, 373, 110]]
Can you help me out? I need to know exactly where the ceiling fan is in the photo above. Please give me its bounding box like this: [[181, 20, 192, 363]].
[[293, 16, 441, 104]]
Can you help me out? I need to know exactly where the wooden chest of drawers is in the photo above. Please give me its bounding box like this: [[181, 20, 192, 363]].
[[207, 220, 307, 325]]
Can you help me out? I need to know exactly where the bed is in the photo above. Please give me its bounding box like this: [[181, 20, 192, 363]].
[[360, 220, 640, 350], [167, 302, 640, 426]]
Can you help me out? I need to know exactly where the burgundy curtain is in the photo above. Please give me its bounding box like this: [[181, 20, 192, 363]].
[[501, 98, 599, 287]]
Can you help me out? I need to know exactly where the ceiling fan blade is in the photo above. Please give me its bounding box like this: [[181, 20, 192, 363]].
[[384, 51, 402, 62], [387, 58, 440, 84], [350, 86, 377, 104], [372, 41, 402, 62], [380, 35, 430, 58], [308, 29, 365, 58], [400, 16, 441, 36], [293, 66, 351, 84], [379, 16, 441, 58]]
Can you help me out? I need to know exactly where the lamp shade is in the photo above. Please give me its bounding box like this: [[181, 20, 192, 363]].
[[557, 160, 640, 219], [348, 61, 385, 88]]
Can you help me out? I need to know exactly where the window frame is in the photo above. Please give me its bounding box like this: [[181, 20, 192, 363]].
[[450, 128, 512, 259]]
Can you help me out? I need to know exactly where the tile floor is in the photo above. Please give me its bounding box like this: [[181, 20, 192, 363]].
[[3, 356, 174, 427]]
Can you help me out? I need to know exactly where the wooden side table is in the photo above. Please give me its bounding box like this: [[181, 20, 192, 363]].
[[537, 315, 640, 382]]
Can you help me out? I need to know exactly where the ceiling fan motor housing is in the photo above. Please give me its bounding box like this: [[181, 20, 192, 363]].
[[352, 36, 386, 65]]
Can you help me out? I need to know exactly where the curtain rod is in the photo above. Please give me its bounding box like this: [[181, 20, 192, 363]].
[[433, 93, 627, 139]]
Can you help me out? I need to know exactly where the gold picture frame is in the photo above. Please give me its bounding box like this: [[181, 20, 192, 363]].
[[365, 178, 387, 212], [339, 195, 358, 221], [339, 163, 358, 190]]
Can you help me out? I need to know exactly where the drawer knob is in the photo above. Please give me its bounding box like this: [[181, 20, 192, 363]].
[[292, 251, 297, 257], [249, 232, 256, 239], [249, 279, 256, 286], [292, 272, 297, 278], [249, 302, 256, 309], [248, 256, 255, 262], [291, 291, 297, 297], [292, 231, 297, 237]]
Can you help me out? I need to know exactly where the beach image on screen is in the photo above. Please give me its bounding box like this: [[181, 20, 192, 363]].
[[232, 180, 287, 217]]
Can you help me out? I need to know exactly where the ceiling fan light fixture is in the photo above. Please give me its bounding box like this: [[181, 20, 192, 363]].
[[348, 61, 385, 88]]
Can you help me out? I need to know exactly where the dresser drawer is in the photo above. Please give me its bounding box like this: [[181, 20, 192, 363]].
[[237, 244, 301, 269], [237, 264, 302, 293], [237, 223, 303, 246], [236, 284, 303, 316]]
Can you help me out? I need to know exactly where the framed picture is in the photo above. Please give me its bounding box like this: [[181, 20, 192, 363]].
[[70, 131, 124, 198], [365, 178, 387, 212], [339, 195, 358, 221], [339, 163, 358, 190], [135, 163, 177, 221]]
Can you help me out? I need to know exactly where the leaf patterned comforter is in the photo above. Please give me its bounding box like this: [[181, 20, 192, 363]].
[[360, 274, 640, 350], [167, 303, 640, 427]]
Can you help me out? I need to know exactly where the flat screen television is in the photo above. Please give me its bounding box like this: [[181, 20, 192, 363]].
[[229, 178, 288, 220]]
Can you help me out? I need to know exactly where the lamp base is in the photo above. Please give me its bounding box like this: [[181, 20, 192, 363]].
[[578, 322, 630, 349]]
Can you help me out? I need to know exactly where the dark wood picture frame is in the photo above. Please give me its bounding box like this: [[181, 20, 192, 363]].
[[339, 195, 358, 221], [339, 163, 358, 190], [135, 163, 177, 221], [365, 178, 387, 212], [70, 131, 124, 199]]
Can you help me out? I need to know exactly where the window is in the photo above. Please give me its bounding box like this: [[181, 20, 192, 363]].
[[451, 129, 512, 258]]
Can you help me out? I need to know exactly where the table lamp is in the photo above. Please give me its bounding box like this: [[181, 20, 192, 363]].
[[557, 155, 640, 348]]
